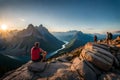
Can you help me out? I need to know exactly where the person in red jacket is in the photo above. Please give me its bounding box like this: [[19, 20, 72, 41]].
[[31, 42, 47, 62]]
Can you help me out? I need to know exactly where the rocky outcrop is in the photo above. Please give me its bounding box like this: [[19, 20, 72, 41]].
[[80, 43, 115, 71], [1, 37, 120, 80]]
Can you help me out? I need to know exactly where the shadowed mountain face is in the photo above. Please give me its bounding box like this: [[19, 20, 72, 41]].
[[67, 31, 93, 48], [58, 31, 93, 53], [0, 39, 5, 49], [0, 53, 24, 77]]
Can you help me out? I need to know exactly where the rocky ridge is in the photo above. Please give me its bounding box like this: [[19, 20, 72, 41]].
[[1, 36, 120, 80]]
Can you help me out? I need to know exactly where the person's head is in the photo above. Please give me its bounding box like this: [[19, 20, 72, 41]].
[[34, 42, 40, 48], [107, 32, 109, 34]]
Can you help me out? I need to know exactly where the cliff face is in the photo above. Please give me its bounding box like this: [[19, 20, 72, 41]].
[[1, 36, 120, 80]]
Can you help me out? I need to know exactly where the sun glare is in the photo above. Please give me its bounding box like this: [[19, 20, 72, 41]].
[[1, 24, 8, 31]]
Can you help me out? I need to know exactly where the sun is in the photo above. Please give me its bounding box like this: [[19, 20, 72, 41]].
[[1, 24, 8, 31]]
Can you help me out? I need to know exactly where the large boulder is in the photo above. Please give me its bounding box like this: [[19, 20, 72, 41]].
[[28, 62, 47, 72], [99, 73, 120, 80], [80, 43, 115, 71], [71, 57, 98, 80], [36, 62, 71, 78], [49, 69, 81, 80]]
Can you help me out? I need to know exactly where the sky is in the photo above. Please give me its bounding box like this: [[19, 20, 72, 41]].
[[0, 0, 120, 33]]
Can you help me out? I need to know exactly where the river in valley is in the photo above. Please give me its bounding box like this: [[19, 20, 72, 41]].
[[5, 41, 69, 61], [46, 41, 69, 59]]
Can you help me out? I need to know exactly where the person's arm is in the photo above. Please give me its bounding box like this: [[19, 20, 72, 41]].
[[40, 48, 47, 55]]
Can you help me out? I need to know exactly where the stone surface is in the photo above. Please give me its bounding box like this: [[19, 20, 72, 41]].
[[99, 73, 120, 80], [71, 57, 98, 80], [28, 62, 47, 72], [37, 62, 71, 77], [49, 69, 81, 80], [80, 43, 115, 71]]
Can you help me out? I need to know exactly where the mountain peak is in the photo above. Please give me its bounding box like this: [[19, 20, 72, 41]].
[[73, 31, 84, 39], [37, 24, 49, 35], [68, 30, 78, 33], [39, 24, 43, 27], [27, 24, 35, 30], [38, 24, 47, 30], [76, 31, 83, 35]]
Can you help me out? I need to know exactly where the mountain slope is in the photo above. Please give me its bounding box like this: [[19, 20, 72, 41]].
[[0, 54, 24, 77], [52, 30, 78, 41], [58, 31, 93, 53]]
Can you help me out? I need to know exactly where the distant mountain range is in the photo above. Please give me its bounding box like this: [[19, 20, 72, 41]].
[[53, 30, 120, 53], [0, 24, 64, 56], [52, 30, 78, 41], [53, 31, 120, 42]]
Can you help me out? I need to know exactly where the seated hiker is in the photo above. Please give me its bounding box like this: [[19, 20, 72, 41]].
[[31, 42, 47, 62]]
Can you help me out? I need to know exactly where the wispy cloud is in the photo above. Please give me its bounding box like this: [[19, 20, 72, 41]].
[[86, 27, 94, 30], [113, 30, 120, 33], [18, 18, 26, 22]]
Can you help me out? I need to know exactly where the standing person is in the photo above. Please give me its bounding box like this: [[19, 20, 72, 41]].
[[94, 35, 97, 43], [106, 32, 109, 45], [31, 42, 47, 62], [109, 32, 113, 45]]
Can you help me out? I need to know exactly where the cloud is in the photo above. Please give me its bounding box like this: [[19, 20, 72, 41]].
[[113, 30, 120, 33], [87, 27, 94, 30], [18, 18, 26, 22], [21, 19, 25, 22]]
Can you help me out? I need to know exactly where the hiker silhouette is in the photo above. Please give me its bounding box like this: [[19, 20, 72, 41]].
[[106, 32, 113, 45], [94, 35, 97, 43]]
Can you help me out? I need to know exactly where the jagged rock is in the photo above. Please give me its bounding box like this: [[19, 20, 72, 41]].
[[71, 57, 97, 80], [98, 73, 120, 80], [49, 69, 81, 80], [2, 61, 72, 80], [37, 78, 47, 80], [81, 49, 113, 71], [116, 50, 120, 63], [56, 56, 71, 62], [71, 57, 81, 71], [113, 57, 120, 68], [28, 62, 47, 72], [71, 57, 102, 76], [2, 61, 33, 80], [81, 42, 115, 71], [85, 43, 110, 52], [113, 36, 120, 45], [36, 62, 71, 78]]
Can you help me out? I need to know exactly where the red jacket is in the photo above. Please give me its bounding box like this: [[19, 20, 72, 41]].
[[31, 47, 42, 60]]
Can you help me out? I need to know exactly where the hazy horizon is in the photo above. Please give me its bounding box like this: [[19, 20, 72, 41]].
[[0, 0, 120, 33]]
